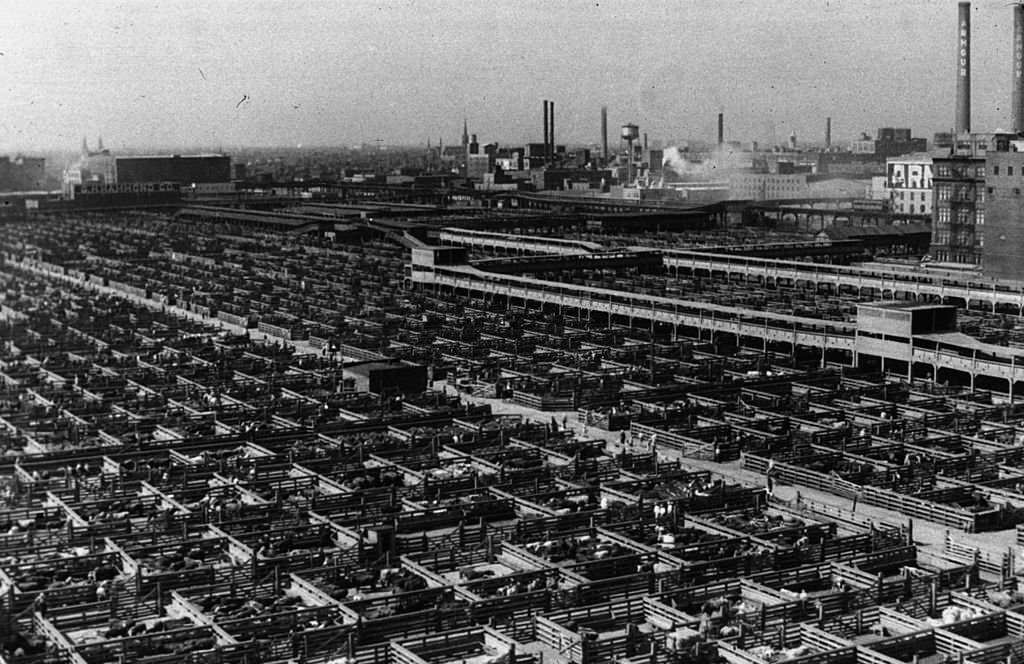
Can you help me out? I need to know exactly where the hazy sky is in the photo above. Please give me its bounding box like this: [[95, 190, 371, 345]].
[[2, 0, 1022, 152]]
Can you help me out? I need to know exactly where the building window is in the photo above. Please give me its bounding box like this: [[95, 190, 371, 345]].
[[976, 166, 986, 177], [937, 208, 950, 224], [994, 165, 1000, 176], [937, 165, 951, 177], [976, 210, 985, 225], [976, 231, 984, 247], [1011, 166, 1016, 176], [1016, 188, 1021, 195], [957, 209, 971, 224], [937, 184, 951, 201]]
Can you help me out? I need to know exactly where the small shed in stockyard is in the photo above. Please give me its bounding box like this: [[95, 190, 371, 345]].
[[345, 359, 429, 395]]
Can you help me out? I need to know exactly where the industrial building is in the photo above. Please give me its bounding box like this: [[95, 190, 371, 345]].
[[62, 143, 232, 200], [115, 154, 232, 185], [728, 172, 809, 201], [978, 144, 1024, 279], [0, 155, 46, 192], [850, 128, 928, 158], [884, 153, 933, 217], [928, 142, 986, 266]]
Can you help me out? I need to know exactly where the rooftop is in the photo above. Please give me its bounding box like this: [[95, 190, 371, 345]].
[[858, 301, 957, 312], [115, 154, 228, 160]]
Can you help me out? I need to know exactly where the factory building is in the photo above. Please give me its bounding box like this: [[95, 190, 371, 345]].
[[727, 172, 809, 201], [0, 155, 46, 192], [63, 141, 232, 200], [884, 153, 933, 216], [115, 154, 231, 185], [764, 153, 818, 175], [849, 128, 927, 157], [928, 133, 1019, 267], [465, 153, 491, 181], [929, 135, 990, 266], [979, 143, 1024, 280]]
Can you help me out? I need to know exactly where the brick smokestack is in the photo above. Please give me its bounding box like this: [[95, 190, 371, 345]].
[[543, 100, 549, 161], [549, 101, 555, 160], [956, 2, 971, 134], [1013, 3, 1024, 133], [601, 106, 608, 166], [717, 112, 724, 146], [826, 117, 832, 149]]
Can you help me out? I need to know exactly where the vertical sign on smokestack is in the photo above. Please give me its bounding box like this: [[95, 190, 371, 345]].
[[717, 112, 724, 147], [956, 2, 971, 135], [601, 106, 608, 166], [1013, 3, 1024, 134]]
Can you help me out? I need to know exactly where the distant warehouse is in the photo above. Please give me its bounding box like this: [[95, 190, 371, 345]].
[[115, 154, 231, 184]]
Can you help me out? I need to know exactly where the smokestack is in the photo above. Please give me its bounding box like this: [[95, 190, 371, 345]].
[[543, 100, 549, 161], [601, 106, 608, 166], [1013, 4, 1024, 133], [717, 112, 724, 146], [643, 132, 648, 151], [826, 117, 832, 149], [956, 2, 971, 134], [549, 101, 555, 160]]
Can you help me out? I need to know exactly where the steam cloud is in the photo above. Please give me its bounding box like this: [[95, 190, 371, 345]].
[[661, 146, 747, 181]]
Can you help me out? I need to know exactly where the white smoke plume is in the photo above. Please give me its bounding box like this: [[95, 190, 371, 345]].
[[661, 145, 748, 181]]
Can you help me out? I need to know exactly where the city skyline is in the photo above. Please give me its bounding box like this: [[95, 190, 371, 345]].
[[4, 0, 1023, 152]]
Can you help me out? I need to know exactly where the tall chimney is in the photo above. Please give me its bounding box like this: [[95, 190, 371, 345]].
[[549, 101, 555, 160], [956, 2, 971, 134], [543, 100, 549, 161], [826, 117, 832, 149], [601, 106, 608, 166], [1013, 3, 1024, 133], [643, 132, 648, 151], [717, 112, 724, 146]]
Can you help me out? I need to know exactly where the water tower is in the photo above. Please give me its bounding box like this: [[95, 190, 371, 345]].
[[621, 124, 639, 184]]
